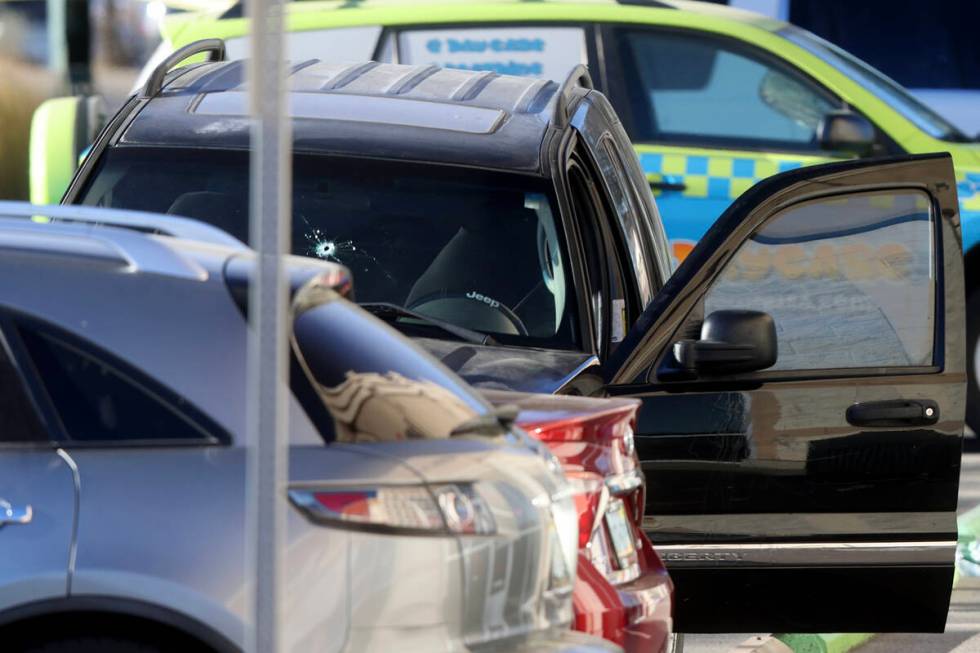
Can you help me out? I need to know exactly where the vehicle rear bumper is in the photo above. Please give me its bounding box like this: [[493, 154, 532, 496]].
[[573, 539, 674, 653], [618, 566, 674, 653]]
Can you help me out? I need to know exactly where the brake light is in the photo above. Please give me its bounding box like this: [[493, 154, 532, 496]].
[[513, 396, 645, 586], [289, 483, 496, 535]]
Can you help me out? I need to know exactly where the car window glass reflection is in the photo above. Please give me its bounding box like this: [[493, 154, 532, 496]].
[[620, 29, 840, 147], [706, 190, 935, 370], [319, 371, 478, 443]]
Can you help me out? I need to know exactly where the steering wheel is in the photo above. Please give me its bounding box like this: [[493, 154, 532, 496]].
[[408, 291, 529, 336]]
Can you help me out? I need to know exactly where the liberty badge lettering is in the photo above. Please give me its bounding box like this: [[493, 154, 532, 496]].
[[663, 551, 746, 563]]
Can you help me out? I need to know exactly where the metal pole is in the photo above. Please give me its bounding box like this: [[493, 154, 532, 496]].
[[45, 0, 67, 84], [245, 0, 291, 650]]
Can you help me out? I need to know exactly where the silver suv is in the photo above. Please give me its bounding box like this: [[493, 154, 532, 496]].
[[0, 204, 618, 653]]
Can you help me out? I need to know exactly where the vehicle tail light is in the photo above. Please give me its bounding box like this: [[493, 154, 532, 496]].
[[514, 399, 646, 587], [289, 483, 496, 535]]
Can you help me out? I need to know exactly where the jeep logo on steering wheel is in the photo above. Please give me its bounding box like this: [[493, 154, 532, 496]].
[[466, 291, 501, 309]]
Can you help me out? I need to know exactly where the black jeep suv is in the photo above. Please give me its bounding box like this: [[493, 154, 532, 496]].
[[65, 40, 967, 634]]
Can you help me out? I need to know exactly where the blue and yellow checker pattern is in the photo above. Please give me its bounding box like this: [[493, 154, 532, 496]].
[[958, 171, 980, 212], [641, 152, 808, 201], [957, 170, 980, 254], [634, 145, 980, 265], [633, 146, 835, 264]]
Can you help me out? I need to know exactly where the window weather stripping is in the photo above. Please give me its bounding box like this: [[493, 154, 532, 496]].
[[552, 64, 594, 128]]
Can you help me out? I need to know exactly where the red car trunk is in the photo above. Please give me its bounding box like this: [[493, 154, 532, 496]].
[[483, 390, 674, 653]]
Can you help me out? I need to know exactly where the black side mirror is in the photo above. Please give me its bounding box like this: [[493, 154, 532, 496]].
[[673, 310, 777, 375], [817, 110, 875, 156]]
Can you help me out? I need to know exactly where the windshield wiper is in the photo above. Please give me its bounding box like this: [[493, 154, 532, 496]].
[[359, 302, 495, 346]]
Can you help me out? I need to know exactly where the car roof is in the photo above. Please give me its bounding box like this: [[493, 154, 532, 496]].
[[121, 59, 573, 173]]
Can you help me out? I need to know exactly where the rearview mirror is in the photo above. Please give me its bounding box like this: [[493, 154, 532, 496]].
[[673, 310, 776, 375], [817, 110, 875, 157], [29, 95, 106, 204]]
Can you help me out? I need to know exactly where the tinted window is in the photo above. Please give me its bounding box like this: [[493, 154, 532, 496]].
[[568, 160, 607, 345], [0, 334, 45, 443], [706, 191, 935, 370], [291, 293, 494, 444], [20, 327, 215, 443], [79, 149, 576, 349], [619, 29, 840, 149]]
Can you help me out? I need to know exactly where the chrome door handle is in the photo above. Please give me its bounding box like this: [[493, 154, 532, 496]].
[[0, 499, 32, 526]]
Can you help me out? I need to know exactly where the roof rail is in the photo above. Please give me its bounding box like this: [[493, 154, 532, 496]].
[[142, 38, 226, 98], [553, 64, 594, 128], [0, 202, 248, 250]]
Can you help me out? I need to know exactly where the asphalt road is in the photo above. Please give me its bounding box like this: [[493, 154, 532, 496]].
[[682, 450, 980, 653]]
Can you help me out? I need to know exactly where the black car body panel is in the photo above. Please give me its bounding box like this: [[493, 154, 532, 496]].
[[605, 153, 966, 631], [63, 55, 966, 634], [417, 338, 597, 395]]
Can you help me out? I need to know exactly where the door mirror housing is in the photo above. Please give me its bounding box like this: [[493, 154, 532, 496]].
[[673, 310, 776, 375], [29, 95, 105, 205], [817, 110, 875, 157]]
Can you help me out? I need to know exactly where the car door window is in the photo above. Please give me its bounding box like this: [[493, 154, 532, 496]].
[[705, 190, 935, 370], [617, 28, 842, 150], [17, 325, 224, 444], [567, 157, 609, 350], [0, 331, 46, 443], [595, 135, 660, 309], [396, 26, 586, 79]]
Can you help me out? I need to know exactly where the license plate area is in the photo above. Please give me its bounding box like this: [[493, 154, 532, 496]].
[[605, 497, 638, 571]]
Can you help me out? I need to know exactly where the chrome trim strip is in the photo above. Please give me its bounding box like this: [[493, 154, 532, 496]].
[[644, 511, 954, 539], [57, 448, 80, 592], [656, 540, 954, 568]]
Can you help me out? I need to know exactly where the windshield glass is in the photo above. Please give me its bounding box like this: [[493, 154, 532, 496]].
[[78, 148, 578, 349], [778, 25, 969, 143]]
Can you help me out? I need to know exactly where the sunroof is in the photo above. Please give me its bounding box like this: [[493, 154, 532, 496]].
[[195, 91, 507, 134]]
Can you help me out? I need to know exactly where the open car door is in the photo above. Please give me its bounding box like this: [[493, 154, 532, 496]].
[[605, 154, 965, 633]]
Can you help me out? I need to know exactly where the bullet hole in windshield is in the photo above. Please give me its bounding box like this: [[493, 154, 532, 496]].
[[301, 218, 393, 281]]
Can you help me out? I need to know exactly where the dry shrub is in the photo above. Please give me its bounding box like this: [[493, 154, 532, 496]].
[[0, 59, 58, 200]]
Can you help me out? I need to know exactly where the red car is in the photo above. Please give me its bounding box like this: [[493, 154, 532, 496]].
[[486, 390, 674, 653]]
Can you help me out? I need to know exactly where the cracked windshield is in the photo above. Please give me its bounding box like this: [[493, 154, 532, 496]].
[[79, 149, 575, 347]]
